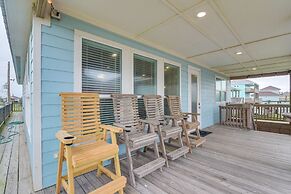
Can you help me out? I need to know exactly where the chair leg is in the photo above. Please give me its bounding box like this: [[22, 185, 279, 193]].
[[196, 127, 201, 138], [56, 143, 64, 194], [113, 153, 124, 194], [125, 144, 136, 187], [157, 132, 169, 167], [153, 140, 163, 172], [97, 161, 103, 176], [184, 129, 192, 153], [66, 147, 75, 194], [177, 132, 186, 158]]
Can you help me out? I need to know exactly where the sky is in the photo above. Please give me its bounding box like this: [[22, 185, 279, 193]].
[[249, 75, 289, 92], [0, 9, 22, 98]]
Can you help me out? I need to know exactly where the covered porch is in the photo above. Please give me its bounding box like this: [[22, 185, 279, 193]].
[[2, 113, 291, 194]]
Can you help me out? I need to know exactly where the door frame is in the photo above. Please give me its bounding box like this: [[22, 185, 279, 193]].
[[188, 66, 201, 125]]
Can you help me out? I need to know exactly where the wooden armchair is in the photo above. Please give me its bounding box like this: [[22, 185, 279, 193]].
[[56, 93, 126, 194], [166, 96, 206, 152], [143, 95, 189, 167], [111, 94, 166, 187]]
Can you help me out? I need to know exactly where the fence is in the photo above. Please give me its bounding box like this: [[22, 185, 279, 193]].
[[0, 104, 13, 127], [253, 104, 290, 121], [12, 102, 22, 112], [219, 103, 256, 129]]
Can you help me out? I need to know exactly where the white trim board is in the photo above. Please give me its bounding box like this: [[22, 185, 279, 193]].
[[188, 66, 202, 127], [74, 29, 183, 96], [31, 15, 50, 191]]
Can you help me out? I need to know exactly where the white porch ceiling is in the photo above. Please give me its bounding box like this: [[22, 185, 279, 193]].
[[54, 0, 291, 77]]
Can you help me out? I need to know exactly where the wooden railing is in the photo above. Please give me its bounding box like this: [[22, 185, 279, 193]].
[[0, 104, 12, 127], [12, 102, 22, 112], [219, 103, 256, 129], [253, 104, 290, 121]]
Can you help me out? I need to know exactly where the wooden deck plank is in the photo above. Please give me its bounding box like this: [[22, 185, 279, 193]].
[[2, 114, 291, 194], [0, 114, 18, 194]]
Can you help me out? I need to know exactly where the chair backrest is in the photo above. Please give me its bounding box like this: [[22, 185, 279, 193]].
[[111, 94, 142, 134], [143, 95, 164, 120], [166, 95, 182, 117], [60, 92, 104, 144]]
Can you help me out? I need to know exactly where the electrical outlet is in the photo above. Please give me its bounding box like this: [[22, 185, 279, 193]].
[[54, 152, 58, 159]]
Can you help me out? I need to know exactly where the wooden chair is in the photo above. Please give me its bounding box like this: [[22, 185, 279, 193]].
[[166, 95, 206, 152], [143, 95, 189, 167], [111, 94, 166, 187], [56, 93, 126, 194]]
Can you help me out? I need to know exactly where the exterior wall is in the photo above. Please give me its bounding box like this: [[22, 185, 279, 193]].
[[22, 31, 34, 170], [39, 14, 228, 187], [260, 96, 280, 102]]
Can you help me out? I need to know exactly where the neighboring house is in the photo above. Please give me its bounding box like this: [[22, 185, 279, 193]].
[[259, 86, 281, 103], [279, 92, 290, 102], [1, 0, 230, 190], [11, 95, 21, 102], [231, 80, 259, 103]]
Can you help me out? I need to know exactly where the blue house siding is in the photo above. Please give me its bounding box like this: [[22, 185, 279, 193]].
[[40, 14, 227, 187]]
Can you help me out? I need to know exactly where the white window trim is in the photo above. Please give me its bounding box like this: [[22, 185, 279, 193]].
[[188, 66, 201, 127], [132, 50, 163, 95], [163, 58, 182, 97], [215, 75, 228, 104], [74, 29, 182, 97]]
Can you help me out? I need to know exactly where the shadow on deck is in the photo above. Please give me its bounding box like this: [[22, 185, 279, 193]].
[[1, 113, 291, 194]]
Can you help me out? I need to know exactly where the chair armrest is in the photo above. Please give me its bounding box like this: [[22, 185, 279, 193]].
[[100, 124, 123, 133], [140, 119, 160, 126], [56, 130, 76, 145], [113, 123, 132, 132], [165, 115, 185, 120], [183, 112, 200, 116]]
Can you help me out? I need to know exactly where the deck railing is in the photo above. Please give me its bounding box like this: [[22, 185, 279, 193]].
[[0, 104, 13, 127], [12, 102, 22, 112], [253, 104, 290, 121], [219, 103, 256, 129]]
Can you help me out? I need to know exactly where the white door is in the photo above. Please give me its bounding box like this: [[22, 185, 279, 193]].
[[188, 66, 201, 124]]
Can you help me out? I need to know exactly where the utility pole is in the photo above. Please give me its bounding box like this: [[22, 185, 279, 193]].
[[7, 61, 11, 103]]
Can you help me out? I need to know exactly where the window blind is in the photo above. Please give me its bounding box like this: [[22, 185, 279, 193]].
[[82, 38, 122, 94], [82, 38, 121, 124]]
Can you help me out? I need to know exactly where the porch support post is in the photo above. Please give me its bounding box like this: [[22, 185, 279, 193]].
[[289, 72, 291, 125]]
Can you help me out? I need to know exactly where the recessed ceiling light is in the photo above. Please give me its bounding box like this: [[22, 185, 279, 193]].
[[197, 12, 206, 18], [236, 51, 243, 55], [166, 66, 170, 69], [252, 67, 257, 71], [112, 53, 117, 57]]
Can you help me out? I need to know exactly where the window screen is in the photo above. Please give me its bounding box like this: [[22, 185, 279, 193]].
[[134, 54, 157, 95], [164, 63, 180, 96], [82, 38, 121, 94]]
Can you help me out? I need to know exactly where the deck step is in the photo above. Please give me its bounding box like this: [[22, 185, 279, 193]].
[[167, 146, 189, 160], [133, 157, 165, 178], [89, 176, 126, 194]]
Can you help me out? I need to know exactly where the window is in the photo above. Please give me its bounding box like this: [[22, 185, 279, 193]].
[[216, 78, 227, 102], [82, 38, 122, 94], [164, 63, 180, 96], [134, 54, 157, 95]]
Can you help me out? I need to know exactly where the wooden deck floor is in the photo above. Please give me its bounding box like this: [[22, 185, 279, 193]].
[[1, 113, 291, 194]]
